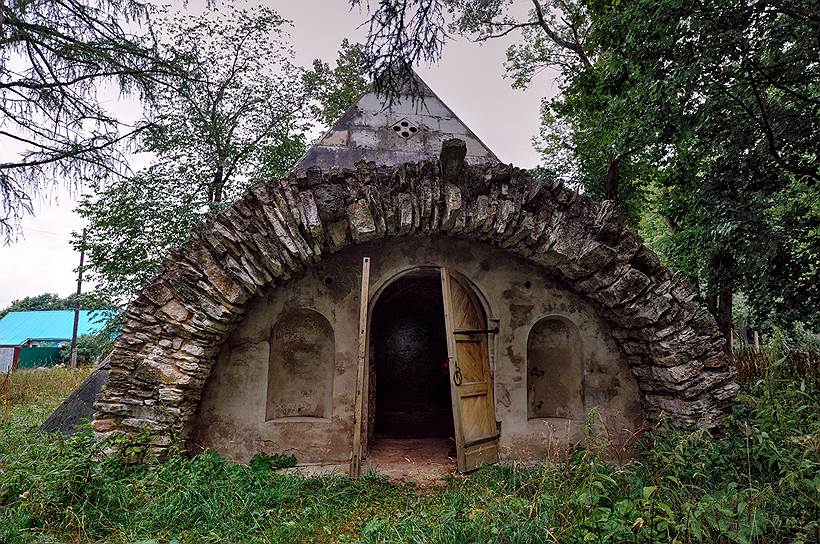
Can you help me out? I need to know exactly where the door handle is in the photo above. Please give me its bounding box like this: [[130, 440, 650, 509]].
[[451, 357, 463, 386]]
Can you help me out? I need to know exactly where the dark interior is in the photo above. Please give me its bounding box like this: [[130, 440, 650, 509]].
[[372, 272, 454, 438]]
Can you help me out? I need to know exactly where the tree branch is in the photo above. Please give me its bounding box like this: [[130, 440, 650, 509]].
[[530, 0, 591, 68]]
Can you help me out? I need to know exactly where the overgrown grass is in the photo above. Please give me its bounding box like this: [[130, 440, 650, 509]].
[[0, 352, 817, 543], [0, 367, 93, 428]]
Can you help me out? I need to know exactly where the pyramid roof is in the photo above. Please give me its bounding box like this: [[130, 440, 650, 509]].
[[295, 69, 500, 170]]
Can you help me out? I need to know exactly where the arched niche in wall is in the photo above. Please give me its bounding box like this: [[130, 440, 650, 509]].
[[527, 316, 584, 420], [266, 308, 334, 421]]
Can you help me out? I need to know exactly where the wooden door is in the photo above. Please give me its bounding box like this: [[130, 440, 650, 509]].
[[440, 268, 500, 472]]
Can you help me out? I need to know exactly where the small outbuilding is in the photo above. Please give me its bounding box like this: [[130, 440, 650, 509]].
[[0, 310, 112, 370], [91, 73, 738, 474]]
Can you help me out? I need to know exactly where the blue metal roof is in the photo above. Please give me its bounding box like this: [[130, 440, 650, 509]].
[[0, 310, 115, 346]]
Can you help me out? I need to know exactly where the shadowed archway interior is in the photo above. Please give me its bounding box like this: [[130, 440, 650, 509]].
[[371, 271, 454, 439]]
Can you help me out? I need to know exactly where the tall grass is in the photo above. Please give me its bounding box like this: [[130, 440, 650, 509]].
[[0, 366, 93, 428], [0, 350, 817, 543]]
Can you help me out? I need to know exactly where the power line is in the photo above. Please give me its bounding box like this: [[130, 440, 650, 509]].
[[28, 218, 77, 229], [20, 228, 72, 237]]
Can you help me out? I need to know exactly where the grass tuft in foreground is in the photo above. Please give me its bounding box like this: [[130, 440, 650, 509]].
[[0, 348, 818, 543]]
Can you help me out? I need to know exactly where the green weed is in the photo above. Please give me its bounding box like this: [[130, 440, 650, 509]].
[[0, 351, 817, 543]]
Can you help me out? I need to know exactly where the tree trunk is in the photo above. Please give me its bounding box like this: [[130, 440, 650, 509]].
[[718, 279, 734, 353], [605, 156, 620, 202], [707, 251, 735, 353], [705, 280, 718, 317], [209, 166, 225, 207]]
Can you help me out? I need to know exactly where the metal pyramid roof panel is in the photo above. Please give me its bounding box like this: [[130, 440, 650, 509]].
[[0, 310, 115, 345]]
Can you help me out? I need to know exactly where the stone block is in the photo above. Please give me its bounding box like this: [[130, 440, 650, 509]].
[[92, 419, 116, 432], [158, 300, 190, 323], [593, 268, 651, 307], [347, 199, 377, 241]]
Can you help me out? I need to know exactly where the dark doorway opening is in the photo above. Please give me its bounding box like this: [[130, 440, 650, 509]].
[[371, 271, 454, 439]]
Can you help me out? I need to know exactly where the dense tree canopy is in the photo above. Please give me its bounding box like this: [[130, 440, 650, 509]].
[[352, 0, 820, 333], [0, 0, 165, 241], [303, 39, 369, 127], [77, 10, 369, 302], [0, 292, 115, 320], [581, 0, 820, 330], [76, 5, 310, 301]]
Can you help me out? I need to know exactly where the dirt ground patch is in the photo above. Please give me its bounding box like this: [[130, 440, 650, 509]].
[[282, 437, 459, 485], [364, 437, 458, 485]]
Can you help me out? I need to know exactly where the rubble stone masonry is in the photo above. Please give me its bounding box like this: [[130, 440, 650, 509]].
[[93, 149, 738, 452]]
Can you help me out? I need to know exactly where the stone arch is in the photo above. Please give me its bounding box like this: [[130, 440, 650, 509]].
[[367, 265, 494, 331], [266, 307, 334, 421], [93, 159, 738, 449], [527, 316, 584, 420]]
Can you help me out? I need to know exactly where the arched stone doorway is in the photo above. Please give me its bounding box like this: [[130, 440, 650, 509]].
[[367, 269, 456, 473], [370, 269, 453, 440], [364, 265, 499, 474]]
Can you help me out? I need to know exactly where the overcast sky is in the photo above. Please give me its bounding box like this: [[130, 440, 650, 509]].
[[0, 0, 557, 309]]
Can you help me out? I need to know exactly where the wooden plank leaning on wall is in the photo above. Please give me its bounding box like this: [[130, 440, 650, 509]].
[[350, 257, 371, 477]]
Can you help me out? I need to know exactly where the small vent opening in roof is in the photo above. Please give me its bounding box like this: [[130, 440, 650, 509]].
[[391, 118, 418, 139]]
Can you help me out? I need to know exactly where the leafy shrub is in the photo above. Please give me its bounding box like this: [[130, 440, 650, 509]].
[[57, 333, 109, 365], [249, 452, 297, 471], [58, 313, 121, 365]]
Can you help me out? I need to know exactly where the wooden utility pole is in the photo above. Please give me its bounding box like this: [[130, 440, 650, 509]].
[[69, 228, 86, 368]]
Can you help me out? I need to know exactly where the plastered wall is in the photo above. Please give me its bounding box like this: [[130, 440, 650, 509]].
[[193, 236, 644, 463]]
